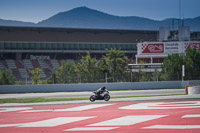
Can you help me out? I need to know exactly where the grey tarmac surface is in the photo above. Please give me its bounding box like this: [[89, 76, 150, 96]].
[[0, 90, 199, 107], [0, 89, 184, 99]]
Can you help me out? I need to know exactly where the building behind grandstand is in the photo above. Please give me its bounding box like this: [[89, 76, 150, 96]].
[[130, 26, 200, 73]]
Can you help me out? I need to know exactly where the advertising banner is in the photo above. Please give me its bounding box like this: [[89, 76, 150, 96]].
[[184, 42, 200, 52], [141, 43, 164, 53], [138, 41, 200, 56], [164, 42, 180, 54]]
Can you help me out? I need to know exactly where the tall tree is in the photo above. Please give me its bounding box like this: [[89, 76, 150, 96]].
[[29, 67, 42, 84], [75, 52, 99, 83], [103, 48, 127, 82], [53, 61, 77, 83], [185, 48, 200, 80], [161, 53, 184, 81], [161, 48, 200, 81], [0, 69, 15, 85]]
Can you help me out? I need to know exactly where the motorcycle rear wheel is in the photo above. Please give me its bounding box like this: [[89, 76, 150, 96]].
[[90, 95, 95, 102]]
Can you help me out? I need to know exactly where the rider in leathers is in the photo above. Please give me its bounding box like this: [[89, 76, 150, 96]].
[[96, 86, 108, 97]]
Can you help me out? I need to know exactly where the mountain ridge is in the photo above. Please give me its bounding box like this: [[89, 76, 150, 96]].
[[0, 7, 200, 31]]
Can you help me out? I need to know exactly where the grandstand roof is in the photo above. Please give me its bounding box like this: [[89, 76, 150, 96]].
[[0, 26, 158, 43]]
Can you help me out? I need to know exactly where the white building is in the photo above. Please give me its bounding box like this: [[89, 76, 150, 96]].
[[136, 41, 200, 64]]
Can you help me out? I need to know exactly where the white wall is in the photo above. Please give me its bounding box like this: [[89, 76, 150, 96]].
[[1, 80, 199, 94]]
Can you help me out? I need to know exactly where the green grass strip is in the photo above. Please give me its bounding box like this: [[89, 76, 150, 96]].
[[0, 97, 88, 103], [112, 94, 185, 99], [0, 94, 185, 103]]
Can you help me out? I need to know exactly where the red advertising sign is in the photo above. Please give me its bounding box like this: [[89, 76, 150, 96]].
[[142, 43, 164, 53], [185, 42, 200, 52]]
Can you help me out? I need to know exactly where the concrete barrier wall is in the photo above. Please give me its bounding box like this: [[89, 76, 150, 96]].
[[188, 86, 200, 95], [188, 80, 200, 85], [0, 80, 200, 94]]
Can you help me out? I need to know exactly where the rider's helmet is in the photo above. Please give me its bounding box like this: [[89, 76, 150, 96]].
[[101, 86, 106, 90]]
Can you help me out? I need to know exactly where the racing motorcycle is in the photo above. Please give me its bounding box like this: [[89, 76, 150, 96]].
[[89, 90, 110, 102]]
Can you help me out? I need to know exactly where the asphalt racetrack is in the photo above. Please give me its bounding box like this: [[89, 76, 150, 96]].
[[0, 100, 200, 133], [0, 89, 184, 99]]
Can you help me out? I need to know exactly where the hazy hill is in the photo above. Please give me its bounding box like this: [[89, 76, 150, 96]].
[[0, 7, 200, 31], [0, 18, 35, 27]]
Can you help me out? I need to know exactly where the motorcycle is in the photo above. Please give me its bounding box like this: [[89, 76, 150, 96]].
[[89, 90, 110, 102]]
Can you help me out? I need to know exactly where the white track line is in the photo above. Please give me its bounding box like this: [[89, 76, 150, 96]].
[[143, 125, 200, 129], [119, 101, 200, 110], [55, 104, 114, 111], [88, 115, 167, 126], [0, 117, 94, 127], [0, 124, 22, 127], [65, 127, 119, 131], [21, 104, 114, 112], [182, 114, 200, 118], [0, 107, 32, 112]]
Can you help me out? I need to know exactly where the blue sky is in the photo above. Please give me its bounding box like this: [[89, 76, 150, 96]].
[[0, 0, 199, 23]]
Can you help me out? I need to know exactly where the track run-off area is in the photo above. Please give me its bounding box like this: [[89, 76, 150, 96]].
[[0, 100, 200, 133]]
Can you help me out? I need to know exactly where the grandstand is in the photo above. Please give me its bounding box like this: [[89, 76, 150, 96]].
[[0, 26, 199, 80], [0, 26, 158, 80], [0, 58, 59, 79]]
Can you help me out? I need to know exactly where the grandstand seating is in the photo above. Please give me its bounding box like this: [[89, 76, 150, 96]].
[[38, 59, 48, 68], [6, 60, 17, 69], [44, 59, 53, 68], [0, 59, 65, 80], [11, 69, 21, 79], [18, 68, 29, 78], [43, 68, 51, 77], [31, 59, 40, 68], [0, 61, 5, 69], [0, 60, 8, 68], [23, 60, 34, 69], [15, 60, 24, 68], [50, 59, 60, 69], [41, 69, 46, 78]]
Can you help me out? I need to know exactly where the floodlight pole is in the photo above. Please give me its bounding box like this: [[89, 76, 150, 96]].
[[131, 71, 132, 82], [105, 72, 108, 83], [156, 69, 158, 82], [26, 76, 28, 85], [182, 65, 185, 81]]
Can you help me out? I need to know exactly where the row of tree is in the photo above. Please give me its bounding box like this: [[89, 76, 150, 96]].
[[47, 48, 200, 84], [47, 49, 128, 84], [161, 48, 200, 80], [0, 48, 200, 85]]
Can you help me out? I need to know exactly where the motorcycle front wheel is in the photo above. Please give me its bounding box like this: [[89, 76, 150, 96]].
[[104, 94, 110, 101], [90, 95, 95, 102]]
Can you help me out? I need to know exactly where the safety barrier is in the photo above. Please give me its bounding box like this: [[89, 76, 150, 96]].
[[186, 85, 200, 95], [0, 80, 200, 94]]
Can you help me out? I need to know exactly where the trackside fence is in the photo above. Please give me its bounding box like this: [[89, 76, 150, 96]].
[[0, 80, 200, 94]]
